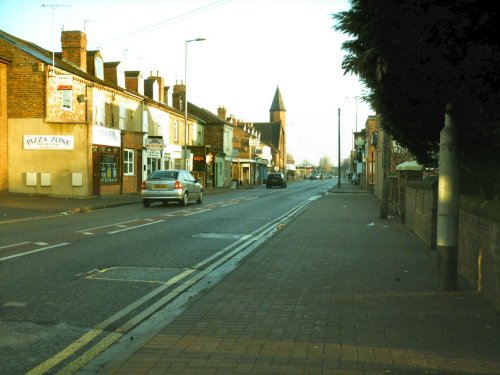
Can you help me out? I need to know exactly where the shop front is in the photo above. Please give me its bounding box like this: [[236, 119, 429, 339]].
[[190, 145, 210, 188], [91, 125, 121, 196], [145, 136, 163, 179]]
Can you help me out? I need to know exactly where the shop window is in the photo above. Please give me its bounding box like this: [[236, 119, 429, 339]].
[[124, 149, 134, 176], [100, 154, 118, 183]]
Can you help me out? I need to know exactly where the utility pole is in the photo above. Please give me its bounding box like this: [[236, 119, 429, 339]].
[[42, 4, 70, 75], [437, 104, 460, 291]]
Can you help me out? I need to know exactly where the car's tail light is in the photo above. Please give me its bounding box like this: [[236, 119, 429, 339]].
[[141, 180, 147, 190], [174, 180, 183, 190]]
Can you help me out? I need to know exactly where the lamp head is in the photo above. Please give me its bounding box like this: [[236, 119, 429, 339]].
[[187, 37, 206, 43]]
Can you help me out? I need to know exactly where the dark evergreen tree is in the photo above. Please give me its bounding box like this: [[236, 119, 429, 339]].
[[333, 1, 500, 198]]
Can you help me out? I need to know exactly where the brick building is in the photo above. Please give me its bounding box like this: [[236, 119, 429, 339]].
[[253, 87, 287, 173], [0, 28, 287, 195], [0, 29, 193, 197]]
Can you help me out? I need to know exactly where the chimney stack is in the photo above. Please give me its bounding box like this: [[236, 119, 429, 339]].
[[61, 30, 87, 71], [217, 106, 227, 120], [172, 81, 186, 111], [148, 71, 165, 104]]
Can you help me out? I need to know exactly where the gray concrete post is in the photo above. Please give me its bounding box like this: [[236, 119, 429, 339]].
[[437, 104, 460, 291]]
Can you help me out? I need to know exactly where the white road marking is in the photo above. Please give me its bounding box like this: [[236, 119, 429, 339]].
[[0, 243, 70, 262]]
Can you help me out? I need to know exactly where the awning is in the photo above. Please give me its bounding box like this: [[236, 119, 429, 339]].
[[396, 160, 422, 171]]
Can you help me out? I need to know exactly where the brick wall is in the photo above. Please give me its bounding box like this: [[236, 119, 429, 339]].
[[204, 124, 224, 152], [459, 196, 500, 309], [0, 40, 45, 118], [405, 180, 438, 249], [122, 131, 143, 194]]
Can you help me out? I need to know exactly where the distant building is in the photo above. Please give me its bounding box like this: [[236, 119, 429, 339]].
[[253, 87, 287, 172]]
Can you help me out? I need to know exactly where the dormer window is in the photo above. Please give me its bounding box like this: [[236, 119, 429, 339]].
[[95, 56, 104, 80]]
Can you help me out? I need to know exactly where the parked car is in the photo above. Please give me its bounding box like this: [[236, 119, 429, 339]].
[[141, 169, 203, 207], [266, 173, 287, 189]]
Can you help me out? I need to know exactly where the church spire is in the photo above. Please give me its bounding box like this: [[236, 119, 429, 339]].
[[270, 86, 286, 112], [270, 86, 286, 124]]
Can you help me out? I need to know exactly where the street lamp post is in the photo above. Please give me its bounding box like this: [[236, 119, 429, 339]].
[[346, 95, 359, 183], [337, 108, 341, 188], [183, 37, 205, 170]]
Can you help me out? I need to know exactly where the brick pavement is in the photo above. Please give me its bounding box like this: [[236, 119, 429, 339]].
[[82, 188, 500, 375]]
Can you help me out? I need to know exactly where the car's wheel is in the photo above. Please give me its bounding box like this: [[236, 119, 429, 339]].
[[142, 200, 150, 207], [180, 192, 188, 206], [197, 190, 203, 204]]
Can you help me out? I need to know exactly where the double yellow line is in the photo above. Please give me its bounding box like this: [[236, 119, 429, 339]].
[[26, 268, 195, 375], [27, 198, 315, 374]]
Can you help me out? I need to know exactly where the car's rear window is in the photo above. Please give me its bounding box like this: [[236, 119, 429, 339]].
[[148, 171, 178, 180], [269, 174, 281, 180]]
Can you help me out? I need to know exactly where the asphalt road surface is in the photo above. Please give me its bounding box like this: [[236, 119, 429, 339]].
[[0, 179, 333, 374]]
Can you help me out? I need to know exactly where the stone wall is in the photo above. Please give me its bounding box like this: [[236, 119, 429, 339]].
[[402, 182, 500, 309]]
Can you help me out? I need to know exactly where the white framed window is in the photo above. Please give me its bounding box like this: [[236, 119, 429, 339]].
[[93, 92, 105, 125], [123, 148, 135, 176], [192, 123, 197, 143], [174, 120, 179, 142], [94, 56, 104, 80], [119, 105, 126, 130], [62, 89, 72, 110]]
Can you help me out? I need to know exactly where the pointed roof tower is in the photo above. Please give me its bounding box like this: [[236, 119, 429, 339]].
[[270, 86, 286, 112], [270, 86, 286, 123]]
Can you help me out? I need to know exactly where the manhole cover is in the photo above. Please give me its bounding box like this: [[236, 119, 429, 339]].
[[193, 232, 244, 240]]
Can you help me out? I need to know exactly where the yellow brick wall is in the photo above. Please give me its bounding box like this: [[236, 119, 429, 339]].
[[0, 61, 7, 191]]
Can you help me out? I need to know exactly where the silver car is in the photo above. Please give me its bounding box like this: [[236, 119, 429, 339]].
[[141, 169, 203, 207]]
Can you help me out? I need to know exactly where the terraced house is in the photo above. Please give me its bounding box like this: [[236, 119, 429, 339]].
[[0, 29, 284, 197], [0, 29, 209, 197]]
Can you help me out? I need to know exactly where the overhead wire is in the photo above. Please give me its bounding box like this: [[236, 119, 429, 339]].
[[98, 0, 230, 46]]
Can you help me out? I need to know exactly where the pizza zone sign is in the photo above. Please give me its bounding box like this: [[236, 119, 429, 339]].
[[24, 135, 74, 150]]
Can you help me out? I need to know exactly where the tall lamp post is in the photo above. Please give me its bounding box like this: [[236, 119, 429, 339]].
[[183, 37, 206, 170], [346, 95, 359, 183], [337, 108, 341, 188]]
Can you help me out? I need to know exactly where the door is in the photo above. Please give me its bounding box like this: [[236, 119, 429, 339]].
[[92, 152, 100, 196], [137, 151, 143, 192]]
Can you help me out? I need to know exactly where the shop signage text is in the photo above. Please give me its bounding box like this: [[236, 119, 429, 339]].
[[92, 125, 121, 147], [24, 135, 74, 150]]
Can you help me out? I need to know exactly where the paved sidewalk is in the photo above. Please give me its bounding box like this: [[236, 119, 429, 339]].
[[81, 187, 500, 374]]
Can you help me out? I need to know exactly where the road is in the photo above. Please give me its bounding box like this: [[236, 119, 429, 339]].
[[0, 179, 333, 374]]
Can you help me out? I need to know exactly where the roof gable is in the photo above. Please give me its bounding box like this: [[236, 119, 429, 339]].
[[188, 103, 232, 126], [253, 121, 281, 149]]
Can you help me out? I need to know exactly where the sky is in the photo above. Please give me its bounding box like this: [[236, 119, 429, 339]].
[[0, 0, 374, 166]]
